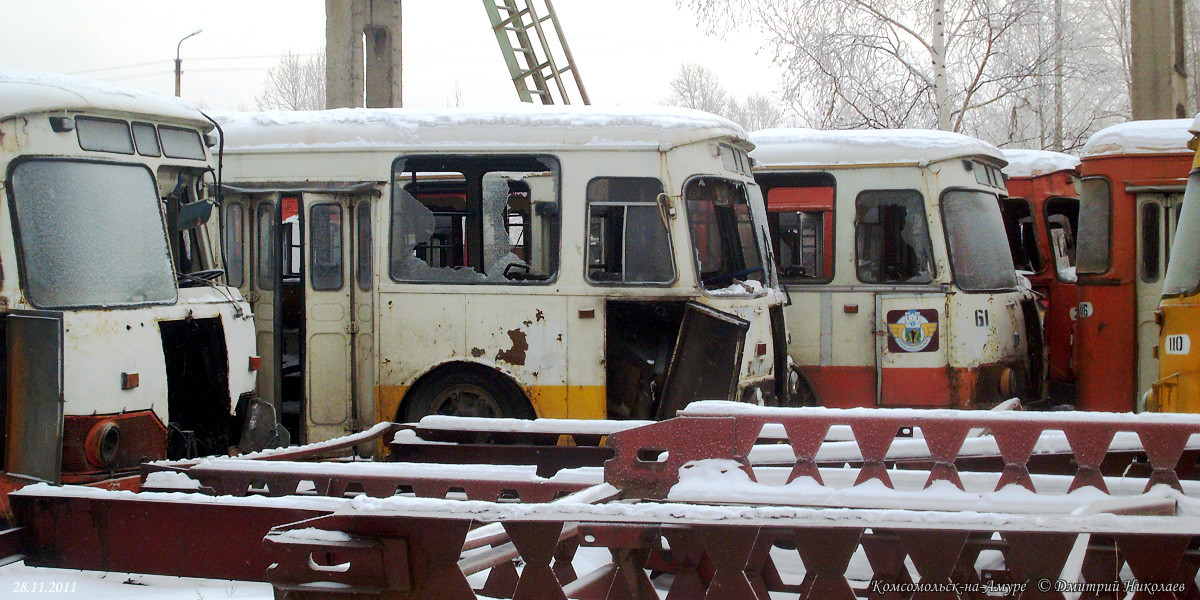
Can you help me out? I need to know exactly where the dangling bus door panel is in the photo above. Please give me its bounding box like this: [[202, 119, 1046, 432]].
[[249, 198, 281, 413], [876, 294, 948, 406], [4, 310, 64, 482], [1136, 191, 1183, 396], [302, 193, 357, 442]]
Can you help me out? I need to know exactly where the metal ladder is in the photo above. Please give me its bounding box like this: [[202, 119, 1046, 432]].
[[482, 0, 590, 105]]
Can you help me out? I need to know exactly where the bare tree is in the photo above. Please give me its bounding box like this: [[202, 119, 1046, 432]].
[[680, 0, 1042, 134], [256, 52, 326, 111], [666, 62, 733, 115], [664, 63, 786, 131], [735, 93, 788, 130]]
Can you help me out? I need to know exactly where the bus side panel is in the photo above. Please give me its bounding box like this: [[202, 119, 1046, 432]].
[[799, 366, 875, 408], [565, 295, 605, 420], [464, 294, 569, 418], [375, 291, 466, 420], [877, 294, 951, 407], [1075, 284, 1137, 412]]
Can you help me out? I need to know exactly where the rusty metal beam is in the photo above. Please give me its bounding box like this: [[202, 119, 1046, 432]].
[[10, 490, 334, 581]]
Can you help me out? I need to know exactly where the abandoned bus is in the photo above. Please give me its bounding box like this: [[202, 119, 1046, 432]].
[[751, 129, 1041, 408], [1000, 149, 1081, 402], [1151, 114, 1200, 413], [0, 72, 257, 493], [216, 107, 788, 444], [1076, 119, 1192, 412]]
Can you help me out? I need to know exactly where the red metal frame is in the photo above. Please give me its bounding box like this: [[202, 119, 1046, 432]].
[[9, 408, 1200, 599]]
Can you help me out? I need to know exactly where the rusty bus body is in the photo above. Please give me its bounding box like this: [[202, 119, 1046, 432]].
[[1000, 149, 1081, 402], [1076, 119, 1192, 412], [0, 73, 257, 503], [216, 107, 788, 444], [752, 129, 1041, 408]]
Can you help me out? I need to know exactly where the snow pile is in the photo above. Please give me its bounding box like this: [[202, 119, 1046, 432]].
[[750, 128, 1005, 168], [1001, 149, 1080, 178], [0, 70, 209, 126], [214, 105, 748, 151], [1081, 118, 1194, 157], [706, 279, 766, 296]]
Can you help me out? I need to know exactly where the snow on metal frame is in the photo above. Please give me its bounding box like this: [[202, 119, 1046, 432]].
[[0, 71, 212, 128], [1001, 148, 1081, 178], [749, 127, 1006, 168], [1081, 117, 1194, 157], [213, 105, 750, 152]]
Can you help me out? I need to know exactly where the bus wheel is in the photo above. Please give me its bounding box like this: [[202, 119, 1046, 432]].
[[790, 367, 818, 407], [403, 366, 535, 422]]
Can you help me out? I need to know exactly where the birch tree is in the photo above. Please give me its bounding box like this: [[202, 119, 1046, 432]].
[[680, 0, 1041, 134]]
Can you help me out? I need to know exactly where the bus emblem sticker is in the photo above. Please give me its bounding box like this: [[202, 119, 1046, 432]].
[[886, 309, 939, 353]]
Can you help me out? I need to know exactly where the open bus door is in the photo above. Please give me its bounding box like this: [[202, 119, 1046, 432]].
[[300, 193, 357, 443], [1136, 191, 1184, 396], [249, 198, 282, 423]]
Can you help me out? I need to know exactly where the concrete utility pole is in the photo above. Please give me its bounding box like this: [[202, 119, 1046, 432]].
[[1130, 0, 1187, 120], [174, 29, 203, 98], [326, 0, 402, 109]]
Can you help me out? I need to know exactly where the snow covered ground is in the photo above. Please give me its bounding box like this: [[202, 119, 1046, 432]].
[[0, 562, 273, 599]]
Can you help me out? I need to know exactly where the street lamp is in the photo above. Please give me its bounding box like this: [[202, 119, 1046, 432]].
[[174, 29, 203, 97]]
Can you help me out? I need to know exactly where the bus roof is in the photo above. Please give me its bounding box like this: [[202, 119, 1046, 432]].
[[215, 106, 750, 153], [1080, 118, 1193, 158], [0, 71, 212, 129], [749, 128, 1006, 168], [1001, 149, 1080, 178]]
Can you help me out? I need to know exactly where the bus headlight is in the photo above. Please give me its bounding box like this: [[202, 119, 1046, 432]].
[[998, 367, 1019, 399], [85, 420, 121, 467]]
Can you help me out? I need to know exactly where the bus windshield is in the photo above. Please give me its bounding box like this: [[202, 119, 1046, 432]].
[[685, 177, 766, 291], [10, 159, 177, 308], [1163, 172, 1200, 297], [942, 189, 1019, 291]]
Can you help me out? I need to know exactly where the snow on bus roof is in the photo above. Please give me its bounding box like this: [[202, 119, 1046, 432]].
[[1001, 149, 1080, 178], [0, 71, 212, 128], [213, 105, 749, 152], [1080, 118, 1193, 157], [749, 127, 1005, 168]]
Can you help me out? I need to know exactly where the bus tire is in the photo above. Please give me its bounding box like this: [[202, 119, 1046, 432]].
[[402, 365, 536, 422], [790, 367, 819, 407]]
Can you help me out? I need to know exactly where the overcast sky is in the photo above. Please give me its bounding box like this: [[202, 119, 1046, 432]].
[[0, 0, 781, 110]]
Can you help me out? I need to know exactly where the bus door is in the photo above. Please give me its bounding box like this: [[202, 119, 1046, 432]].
[[1136, 191, 1184, 395], [248, 196, 282, 418], [876, 294, 948, 406], [302, 193, 359, 443]]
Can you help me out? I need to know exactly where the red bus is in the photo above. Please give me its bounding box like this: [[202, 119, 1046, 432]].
[[1076, 119, 1193, 412], [1000, 150, 1081, 403]]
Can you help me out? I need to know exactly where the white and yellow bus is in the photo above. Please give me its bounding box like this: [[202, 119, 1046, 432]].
[[217, 106, 789, 443], [0, 72, 257, 491], [752, 129, 1041, 408]]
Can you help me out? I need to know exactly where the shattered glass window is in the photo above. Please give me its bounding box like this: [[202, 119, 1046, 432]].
[[586, 177, 674, 284], [855, 189, 935, 284], [389, 155, 559, 284]]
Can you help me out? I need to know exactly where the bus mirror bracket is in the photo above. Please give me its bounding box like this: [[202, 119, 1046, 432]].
[[657, 193, 676, 219]]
